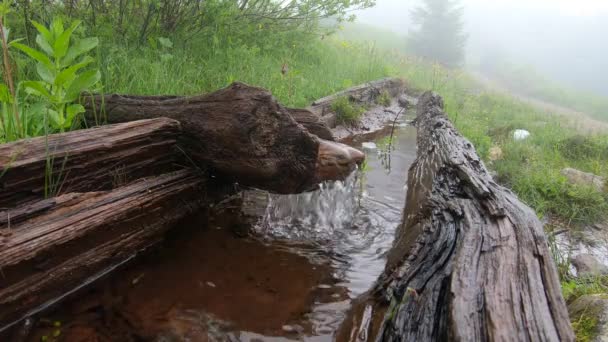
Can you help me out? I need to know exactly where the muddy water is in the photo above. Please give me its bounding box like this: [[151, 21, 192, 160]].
[[15, 125, 417, 342]]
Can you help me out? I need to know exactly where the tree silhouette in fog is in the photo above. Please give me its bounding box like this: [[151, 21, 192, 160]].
[[408, 0, 467, 67]]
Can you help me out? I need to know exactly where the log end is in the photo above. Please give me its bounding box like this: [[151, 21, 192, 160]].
[[314, 139, 365, 183]]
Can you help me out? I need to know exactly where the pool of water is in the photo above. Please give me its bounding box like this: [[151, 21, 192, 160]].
[[11, 125, 418, 342], [250, 125, 418, 340]]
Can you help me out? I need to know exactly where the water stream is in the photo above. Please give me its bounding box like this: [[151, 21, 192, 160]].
[[243, 125, 418, 339], [13, 124, 418, 342]]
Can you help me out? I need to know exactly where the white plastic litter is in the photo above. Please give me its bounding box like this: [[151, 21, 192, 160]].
[[361, 142, 377, 150], [513, 129, 531, 141]]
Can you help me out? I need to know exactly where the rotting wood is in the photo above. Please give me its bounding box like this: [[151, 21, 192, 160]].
[[339, 91, 574, 341], [83, 82, 365, 194], [0, 118, 182, 209], [0, 170, 212, 330]]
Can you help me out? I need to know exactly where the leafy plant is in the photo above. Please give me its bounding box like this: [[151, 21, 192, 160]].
[[12, 18, 100, 131], [332, 96, 365, 125], [0, 0, 23, 141], [376, 90, 391, 106]]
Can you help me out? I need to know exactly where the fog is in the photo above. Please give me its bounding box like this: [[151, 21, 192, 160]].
[[355, 0, 608, 96]]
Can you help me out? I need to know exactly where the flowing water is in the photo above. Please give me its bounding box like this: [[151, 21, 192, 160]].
[[11, 124, 418, 342], [244, 125, 418, 340]]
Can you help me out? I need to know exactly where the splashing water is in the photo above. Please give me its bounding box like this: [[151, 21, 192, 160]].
[[256, 171, 361, 241]]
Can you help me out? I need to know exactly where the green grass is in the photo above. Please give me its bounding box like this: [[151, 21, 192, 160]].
[[376, 90, 392, 107], [562, 277, 607, 341], [385, 55, 608, 226], [331, 96, 365, 125], [571, 312, 600, 342], [483, 63, 608, 121], [97, 37, 390, 108]]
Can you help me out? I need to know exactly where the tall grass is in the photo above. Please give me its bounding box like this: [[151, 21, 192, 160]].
[[3, 22, 607, 226], [98, 37, 390, 108]]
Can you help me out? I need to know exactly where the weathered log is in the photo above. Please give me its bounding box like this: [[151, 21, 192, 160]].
[[0, 170, 212, 331], [0, 118, 181, 208], [286, 107, 334, 141], [83, 82, 364, 194], [308, 77, 405, 117], [84, 93, 334, 141], [348, 92, 573, 341]]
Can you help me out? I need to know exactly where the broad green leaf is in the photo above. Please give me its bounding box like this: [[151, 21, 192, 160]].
[[22, 81, 51, 99], [65, 103, 85, 127], [54, 20, 81, 59], [36, 63, 56, 84], [11, 43, 53, 69], [51, 18, 64, 40], [31, 20, 53, 44], [65, 69, 100, 102], [36, 34, 54, 56], [62, 37, 98, 67], [46, 108, 63, 129], [55, 56, 93, 87]]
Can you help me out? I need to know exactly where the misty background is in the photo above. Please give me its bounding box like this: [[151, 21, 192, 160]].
[[354, 0, 608, 97]]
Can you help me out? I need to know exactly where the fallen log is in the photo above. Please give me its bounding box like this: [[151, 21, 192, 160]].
[[341, 92, 574, 341], [308, 77, 405, 118], [286, 107, 335, 141], [0, 170, 211, 331], [0, 118, 182, 208], [83, 82, 364, 194]]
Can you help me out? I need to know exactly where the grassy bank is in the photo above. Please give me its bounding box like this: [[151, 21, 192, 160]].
[[96, 37, 390, 108]]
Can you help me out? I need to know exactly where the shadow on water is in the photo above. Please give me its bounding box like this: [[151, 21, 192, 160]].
[[14, 125, 417, 342]]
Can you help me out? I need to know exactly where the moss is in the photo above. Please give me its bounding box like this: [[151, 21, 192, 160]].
[[332, 96, 365, 125], [572, 313, 599, 342]]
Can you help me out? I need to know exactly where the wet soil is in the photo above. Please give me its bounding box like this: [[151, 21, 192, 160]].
[[16, 213, 344, 342]]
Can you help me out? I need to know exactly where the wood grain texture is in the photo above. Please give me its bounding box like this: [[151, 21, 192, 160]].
[[374, 92, 574, 341], [0, 118, 181, 208], [83, 82, 322, 194], [0, 170, 206, 328]]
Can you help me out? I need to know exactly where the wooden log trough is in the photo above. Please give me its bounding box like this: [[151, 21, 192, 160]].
[[0, 82, 367, 334], [0, 79, 574, 340]]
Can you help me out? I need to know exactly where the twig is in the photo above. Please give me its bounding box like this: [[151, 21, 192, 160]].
[[386, 108, 405, 152]]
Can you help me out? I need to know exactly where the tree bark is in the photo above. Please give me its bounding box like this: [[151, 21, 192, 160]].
[[0, 170, 214, 331], [347, 92, 574, 341], [83, 82, 363, 194]]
